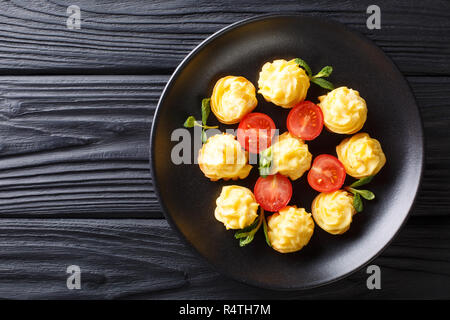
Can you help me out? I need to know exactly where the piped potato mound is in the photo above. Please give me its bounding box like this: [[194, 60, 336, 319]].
[[215, 185, 259, 230], [336, 132, 386, 178], [270, 132, 312, 180], [211, 76, 258, 124], [198, 133, 252, 181], [267, 206, 314, 253], [258, 59, 310, 108], [312, 190, 356, 235], [318, 86, 367, 134]]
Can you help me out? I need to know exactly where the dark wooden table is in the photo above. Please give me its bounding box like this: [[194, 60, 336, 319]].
[[0, 0, 449, 299]]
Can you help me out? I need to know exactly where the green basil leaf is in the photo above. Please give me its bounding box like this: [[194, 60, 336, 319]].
[[310, 77, 334, 90], [259, 158, 269, 167], [235, 211, 265, 247], [201, 129, 207, 144], [259, 167, 271, 178], [350, 176, 374, 188], [184, 116, 196, 128], [356, 189, 375, 200], [239, 234, 255, 247], [313, 66, 333, 78], [201, 98, 211, 126], [258, 147, 273, 177], [347, 187, 375, 201], [262, 146, 272, 157], [234, 231, 249, 239], [262, 214, 271, 247], [294, 58, 312, 77], [234, 218, 260, 239], [353, 193, 363, 213]]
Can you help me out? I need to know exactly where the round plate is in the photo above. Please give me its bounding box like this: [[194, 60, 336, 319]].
[[150, 14, 423, 290]]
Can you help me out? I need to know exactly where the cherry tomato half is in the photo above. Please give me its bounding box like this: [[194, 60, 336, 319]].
[[307, 154, 346, 193], [237, 113, 276, 153], [287, 101, 324, 140], [254, 174, 292, 212]]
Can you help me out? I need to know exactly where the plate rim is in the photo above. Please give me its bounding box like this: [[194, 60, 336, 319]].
[[149, 13, 425, 291]]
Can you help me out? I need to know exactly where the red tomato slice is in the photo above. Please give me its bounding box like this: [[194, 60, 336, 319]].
[[237, 113, 276, 153], [287, 101, 324, 140], [254, 174, 292, 212], [307, 154, 346, 193]]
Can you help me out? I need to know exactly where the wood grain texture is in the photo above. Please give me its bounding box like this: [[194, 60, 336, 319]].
[[0, 216, 448, 299], [0, 75, 448, 217], [408, 76, 450, 216], [0, 0, 449, 299], [0, 0, 449, 75], [0, 75, 168, 217]]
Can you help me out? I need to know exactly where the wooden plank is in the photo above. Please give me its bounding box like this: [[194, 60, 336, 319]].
[[0, 0, 449, 75], [408, 76, 450, 216], [0, 75, 448, 217], [0, 75, 168, 217], [0, 216, 448, 299]]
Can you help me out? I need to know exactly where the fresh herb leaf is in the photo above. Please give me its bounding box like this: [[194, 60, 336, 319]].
[[234, 208, 264, 247], [356, 189, 375, 200], [258, 147, 273, 177], [313, 66, 333, 79], [184, 98, 218, 144], [201, 98, 211, 125], [234, 218, 260, 239], [259, 167, 271, 178], [294, 58, 312, 77], [294, 58, 334, 90], [201, 130, 208, 144], [345, 176, 376, 213], [353, 193, 363, 212], [239, 234, 255, 247], [347, 187, 375, 201], [235, 232, 247, 239], [350, 176, 374, 188], [184, 116, 196, 128], [310, 77, 334, 90], [262, 212, 271, 247]]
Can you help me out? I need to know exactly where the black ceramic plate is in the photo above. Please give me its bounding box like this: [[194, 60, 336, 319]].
[[150, 15, 423, 290]]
